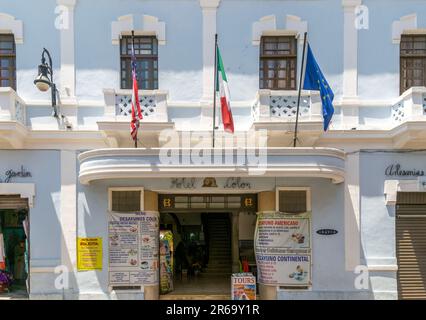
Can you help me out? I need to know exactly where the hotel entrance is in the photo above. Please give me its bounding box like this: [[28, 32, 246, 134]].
[[158, 193, 257, 299]]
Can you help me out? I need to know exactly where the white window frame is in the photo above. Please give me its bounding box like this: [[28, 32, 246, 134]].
[[108, 187, 144, 212], [275, 187, 312, 212]]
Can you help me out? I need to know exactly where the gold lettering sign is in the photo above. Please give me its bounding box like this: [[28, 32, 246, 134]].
[[163, 198, 172, 208], [244, 197, 253, 207]]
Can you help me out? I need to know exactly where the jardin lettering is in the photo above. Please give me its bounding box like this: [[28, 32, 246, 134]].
[[0, 166, 32, 183], [385, 164, 425, 177]]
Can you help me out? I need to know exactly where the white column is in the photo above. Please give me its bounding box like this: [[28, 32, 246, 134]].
[[342, 0, 360, 100], [344, 151, 361, 271], [200, 0, 221, 101], [341, 0, 361, 129], [60, 150, 77, 295], [56, 0, 77, 104]]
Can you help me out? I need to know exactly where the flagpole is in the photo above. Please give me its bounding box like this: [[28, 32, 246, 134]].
[[212, 33, 218, 148], [132, 30, 138, 149], [293, 32, 308, 148]]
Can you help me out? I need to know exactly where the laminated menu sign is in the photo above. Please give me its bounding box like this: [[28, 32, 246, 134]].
[[254, 211, 311, 286], [108, 211, 159, 286]]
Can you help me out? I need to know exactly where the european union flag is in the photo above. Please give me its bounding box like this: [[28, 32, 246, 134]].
[[303, 44, 334, 131]]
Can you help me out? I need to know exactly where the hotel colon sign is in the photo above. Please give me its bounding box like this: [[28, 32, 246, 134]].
[[1, 0, 426, 300]]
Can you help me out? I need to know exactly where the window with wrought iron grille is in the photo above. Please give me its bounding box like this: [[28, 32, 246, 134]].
[[109, 189, 143, 212], [276, 188, 310, 213], [0, 34, 16, 90], [400, 34, 426, 94], [120, 36, 158, 90], [260, 36, 297, 90]]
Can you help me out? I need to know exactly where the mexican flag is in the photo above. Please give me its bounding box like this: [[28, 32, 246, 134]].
[[216, 47, 234, 133]]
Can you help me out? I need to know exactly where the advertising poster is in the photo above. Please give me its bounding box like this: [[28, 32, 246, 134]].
[[108, 211, 159, 286], [254, 211, 312, 286], [160, 230, 174, 294], [231, 273, 256, 300], [77, 237, 103, 271]]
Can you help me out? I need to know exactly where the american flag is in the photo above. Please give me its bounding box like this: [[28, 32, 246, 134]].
[[130, 35, 142, 142]]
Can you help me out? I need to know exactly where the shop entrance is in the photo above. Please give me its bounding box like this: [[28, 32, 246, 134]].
[[0, 195, 29, 298], [158, 193, 257, 299]]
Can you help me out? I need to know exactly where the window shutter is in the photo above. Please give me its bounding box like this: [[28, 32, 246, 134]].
[[0, 195, 28, 210], [396, 192, 426, 300], [111, 190, 142, 212], [278, 190, 307, 213]]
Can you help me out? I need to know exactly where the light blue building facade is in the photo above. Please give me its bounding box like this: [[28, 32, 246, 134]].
[[0, 0, 426, 300]]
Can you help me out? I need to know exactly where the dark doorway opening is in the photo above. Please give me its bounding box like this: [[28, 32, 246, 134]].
[[0, 207, 29, 297], [159, 211, 232, 298]]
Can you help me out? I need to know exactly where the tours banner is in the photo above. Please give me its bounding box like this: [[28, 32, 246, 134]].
[[254, 211, 312, 286], [108, 211, 159, 287]]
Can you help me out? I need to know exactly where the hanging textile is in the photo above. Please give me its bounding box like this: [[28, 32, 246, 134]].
[[22, 216, 29, 290], [0, 233, 5, 270], [22, 216, 29, 239]]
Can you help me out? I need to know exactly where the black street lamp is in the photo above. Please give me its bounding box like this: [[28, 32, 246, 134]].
[[34, 48, 58, 118]]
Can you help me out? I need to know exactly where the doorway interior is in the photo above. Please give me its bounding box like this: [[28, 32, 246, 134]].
[[0, 195, 29, 298], [158, 193, 258, 299], [160, 211, 232, 297]]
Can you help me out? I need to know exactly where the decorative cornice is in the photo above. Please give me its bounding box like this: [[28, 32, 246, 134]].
[[56, 0, 77, 7], [392, 14, 417, 44], [342, 0, 362, 8], [0, 13, 24, 44], [199, 0, 221, 9], [111, 14, 166, 45]]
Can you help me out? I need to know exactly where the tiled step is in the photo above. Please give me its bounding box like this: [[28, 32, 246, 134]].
[[207, 260, 231, 266]]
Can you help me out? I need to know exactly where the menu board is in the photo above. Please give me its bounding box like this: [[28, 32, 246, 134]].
[[108, 211, 159, 286], [254, 211, 311, 286]]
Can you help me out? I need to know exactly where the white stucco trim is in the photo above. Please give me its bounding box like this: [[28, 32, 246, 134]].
[[342, 0, 361, 106], [81, 165, 345, 185], [275, 186, 312, 212], [108, 187, 145, 211], [0, 183, 35, 207], [78, 147, 346, 162], [111, 14, 166, 45], [251, 15, 306, 46], [367, 264, 398, 272], [56, 0, 77, 103], [384, 179, 419, 205], [285, 15, 307, 44], [59, 150, 77, 285], [78, 147, 345, 185], [344, 151, 360, 271], [252, 15, 276, 45], [392, 14, 417, 44], [200, 0, 221, 101], [0, 13, 24, 44], [30, 267, 57, 273]]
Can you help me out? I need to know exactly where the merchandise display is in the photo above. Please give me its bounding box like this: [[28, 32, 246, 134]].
[[160, 230, 174, 294], [0, 210, 29, 293]]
